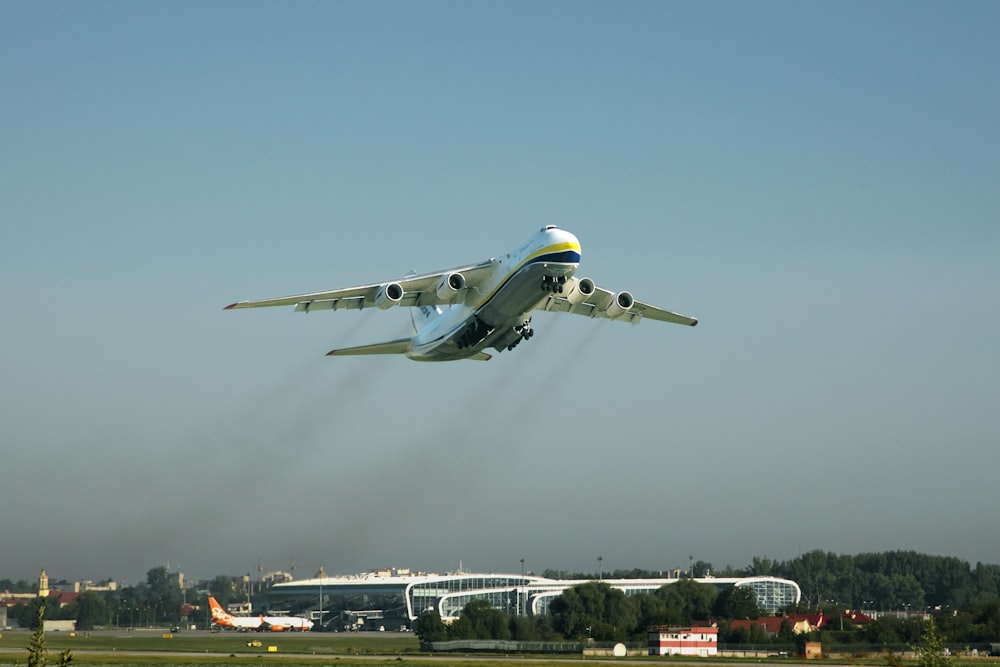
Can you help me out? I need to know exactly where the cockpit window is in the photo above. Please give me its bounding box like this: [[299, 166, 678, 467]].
[[540, 225, 558, 231]]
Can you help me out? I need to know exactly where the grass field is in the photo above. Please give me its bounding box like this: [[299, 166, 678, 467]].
[[0, 629, 423, 664], [0, 628, 639, 667], [2, 631, 999, 667]]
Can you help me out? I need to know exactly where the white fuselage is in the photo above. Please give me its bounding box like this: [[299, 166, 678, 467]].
[[407, 226, 581, 361], [214, 613, 313, 632]]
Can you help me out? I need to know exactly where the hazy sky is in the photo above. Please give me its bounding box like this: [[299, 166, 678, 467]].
[[2, 1, 998, 587]]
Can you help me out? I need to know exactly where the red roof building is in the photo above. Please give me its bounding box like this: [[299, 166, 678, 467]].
[[729, 613, 825, 636]]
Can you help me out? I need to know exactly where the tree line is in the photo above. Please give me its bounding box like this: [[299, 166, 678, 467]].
[[544, 549, 1000, 611], [416, 550, 1000, 645]]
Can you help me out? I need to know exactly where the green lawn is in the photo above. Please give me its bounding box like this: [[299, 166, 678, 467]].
[[0, 629, 420, 656], [2, 631, 998, 667]]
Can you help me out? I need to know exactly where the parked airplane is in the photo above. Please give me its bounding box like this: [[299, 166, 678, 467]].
[[225, 226, 697, 361], [208, 596, 313, 632]]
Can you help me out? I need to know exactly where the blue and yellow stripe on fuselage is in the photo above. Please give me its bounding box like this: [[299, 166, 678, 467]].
[[472, 241, 581, 312]]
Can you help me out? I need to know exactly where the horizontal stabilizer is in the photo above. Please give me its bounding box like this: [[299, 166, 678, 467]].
[[326, 338, 411, 357]]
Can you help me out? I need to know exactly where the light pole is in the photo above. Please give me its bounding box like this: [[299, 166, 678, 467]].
[[597, 556, 603, 581], [519, 558, 525, 616]]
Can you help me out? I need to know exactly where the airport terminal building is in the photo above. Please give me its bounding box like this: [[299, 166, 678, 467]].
[[266, 569, 801, 631]]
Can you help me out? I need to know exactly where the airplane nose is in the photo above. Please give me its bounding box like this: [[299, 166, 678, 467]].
[[546, 227, 581, 251]]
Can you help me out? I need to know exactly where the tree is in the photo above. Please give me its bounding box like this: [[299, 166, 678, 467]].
[[1, 579, 33, 594], [529, 613, 558, 641], [720, 618, 770, 644], [915, 617, 953, 667], [747, 557, 776, 576], [446, 614, 473, 640], [26, 605, 72, 667], [713, 584, 761, 621], [412, 612, 447, 643], [655, 579, 716, 623], [860, 618, 900, 645], [12, 597, 60, 629], [550, 581, 637, 642], [459, 599, 511, 640], [145, 567, 181, 624], [509, 615, 538, 641], [776, 617, 796, 643], [970, 598, 1000, 640], [691, 561, 714, 578], [509, 614, 558, 641], [64, 592, 110, 630], [209, 575, 240, 605], [634, 593, 675, 631]]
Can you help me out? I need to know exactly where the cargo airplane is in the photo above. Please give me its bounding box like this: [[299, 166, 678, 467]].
[[208, 596, 313, 632], [225, 226, 697, 361]]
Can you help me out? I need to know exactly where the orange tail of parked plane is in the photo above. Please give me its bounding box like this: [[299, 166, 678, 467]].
[[208, 595, 263, 631]]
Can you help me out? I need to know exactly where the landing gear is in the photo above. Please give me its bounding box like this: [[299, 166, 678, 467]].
[[456, 317, 493, 350], [541, 275, 566, 293], [506, 319, 534, 351]]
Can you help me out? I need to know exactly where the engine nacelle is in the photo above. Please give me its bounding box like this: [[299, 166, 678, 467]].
[[564, 277, 595, 305], [374, 282, 404, 309], [605, 291, 634, 319], [435, 272, 466, 302]]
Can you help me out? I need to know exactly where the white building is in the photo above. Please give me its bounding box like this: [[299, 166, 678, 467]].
[[267, 570, 801, 631], [648, 625, 718, 657]]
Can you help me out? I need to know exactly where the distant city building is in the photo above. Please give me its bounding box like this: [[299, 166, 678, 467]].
[[0, 570, 121, 611], [648, 625, 718, 657], [267, 569, 801, 631], [262, 571, 294, 586], [72, 580, 119, 593]]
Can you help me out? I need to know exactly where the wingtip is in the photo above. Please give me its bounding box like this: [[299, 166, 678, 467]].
[[325, 350, 337, 356], [690, 319, 699, 327], [224, 303, 238, 310]]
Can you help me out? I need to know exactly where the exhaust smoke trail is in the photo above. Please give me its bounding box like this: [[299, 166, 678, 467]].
[[106, 310, 617, 578], [107, 312, 409, 574]]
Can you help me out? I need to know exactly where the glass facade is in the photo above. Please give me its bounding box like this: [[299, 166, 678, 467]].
[[410, 576, 531, 619], [735, 577, 800, 614]]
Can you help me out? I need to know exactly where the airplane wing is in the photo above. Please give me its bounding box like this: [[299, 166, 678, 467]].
[[326, 338, 412, 356], [540, 280, 698, 326], [224, 260, 495, 312]]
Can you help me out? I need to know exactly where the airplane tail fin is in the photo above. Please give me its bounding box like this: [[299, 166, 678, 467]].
[[326, 337, 412, 357], [208, 596, 232, 622]]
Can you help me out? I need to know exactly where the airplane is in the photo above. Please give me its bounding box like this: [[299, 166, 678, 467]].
[[208, 596, 314, 632], [225, 226, 697, 361]]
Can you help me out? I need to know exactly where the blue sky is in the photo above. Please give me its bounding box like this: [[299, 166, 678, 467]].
[[2, 1, 998, 586]]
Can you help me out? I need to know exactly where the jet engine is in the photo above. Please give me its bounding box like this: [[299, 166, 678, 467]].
[[435, 272, 466, 302], [564, 277, 595, 305], [374, 282, 404, 309], [605, 291, 634, 319]]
